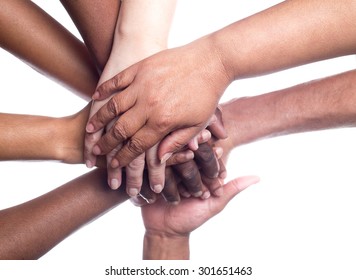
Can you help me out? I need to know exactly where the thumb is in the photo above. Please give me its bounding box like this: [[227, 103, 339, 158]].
[[158, 127, 202, 163], [93, 64, 137, 100], [222, 176, 260, 203]]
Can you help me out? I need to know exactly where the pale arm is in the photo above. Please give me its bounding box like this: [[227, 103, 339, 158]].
[[84, 0, 177, 195]]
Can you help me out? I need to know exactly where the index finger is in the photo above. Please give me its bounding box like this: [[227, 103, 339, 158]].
[[86, 91, 136, 134], [93, 63, 138, 100]]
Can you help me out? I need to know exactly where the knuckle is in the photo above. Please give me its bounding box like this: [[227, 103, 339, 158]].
[[112, 122, 128, 141], [146, 157, 160, 168], [127, 138, 145, 155], [112, 75, 121, 90], [107, 98, 120, 117], [127, 155, 145, 170], [154, 112, 174, 133]]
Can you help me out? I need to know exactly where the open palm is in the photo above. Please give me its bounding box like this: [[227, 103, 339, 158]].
[[141, 176, 259, 237]]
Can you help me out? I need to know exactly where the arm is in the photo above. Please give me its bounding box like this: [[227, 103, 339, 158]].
[[0, 0, 98, 100], [218, 69, 356, 154], [83, 0, 178, 196], [0, 106, 89, 163], [0, 168, 129, 259], [87, 0, 356, 167]]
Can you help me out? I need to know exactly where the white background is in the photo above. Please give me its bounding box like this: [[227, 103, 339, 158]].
[[1, 1, 356, 279]]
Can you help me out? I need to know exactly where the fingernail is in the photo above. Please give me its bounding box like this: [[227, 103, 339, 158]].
[[214, 187, 224, 197], [92, 91, 100, 100], [86, 123, 95, 133], [128, 188, 139, 197], [191, 138, 199, 150], [147, 198, 156, 204], [111, 159, 120, 168], [170, 200, 180, 205], [214, 147, 223, 159], [201, 130, 211, 142], [86, 160, 94, 168], [186, 150, 194, 160], [192, 191, 203, 198], [160, 153, 172, 164], [201, 191, 211, 199], [110, 179, 120, 190], [92, 145, 101, 155], [180, 190, 191, 198], [152, 184, 163, 193]]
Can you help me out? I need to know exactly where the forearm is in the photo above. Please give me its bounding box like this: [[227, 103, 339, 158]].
[[0, 168, 128, 259], [210, 0, 356, 81], [223, 69, 356, 148], [0, 105, 90, 163], [102, 0, 177, 78], [0, 0, 98, 99], [143, 232, 189, 260]]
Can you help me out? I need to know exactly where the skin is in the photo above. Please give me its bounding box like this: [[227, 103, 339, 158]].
[[86, 0, 356, 168], [83, 0, 178, 195], [0, 168, 129, 260], [0, 0, 229, 259], [216, 69, 356, 153], [0, 0, 221, 199]]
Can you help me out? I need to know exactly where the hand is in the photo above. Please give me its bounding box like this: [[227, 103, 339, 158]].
[[139, 176, 259, 259], [86, 37, 231, 168]]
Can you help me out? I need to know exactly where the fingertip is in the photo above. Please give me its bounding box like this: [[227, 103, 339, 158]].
[[92, 91, 100, 100], [85, 160, 94, 169], [92, 145, 102, 156], [111, 158, 120, 168], [86, 123, 95, 133], [110, 178, 121, 190]]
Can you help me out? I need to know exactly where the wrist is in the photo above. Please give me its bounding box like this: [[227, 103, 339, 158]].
[[222, 95, 281, 148], [143, 231, 190, 260], [56, 105, 90, 164]]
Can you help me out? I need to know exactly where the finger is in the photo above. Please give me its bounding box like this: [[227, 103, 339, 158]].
[[130, 195, 147, 207], [158, 126, 204, 164], [107, 165, 123, 190], [173, 160, 203, 197], [202, 176, 259, 217], [202, 175, 224, 197], [93, 64, 138, 100], [194, 142, 220, 179], [138, 172, 158, 204], [200, 184, 211, 200], [110, 126, 163, 168], [218, 158, 227, 180], [146, 144, 165, 193], [106, 148, 123, 190], [217, 176, 260, 207], [208, 106, 227, 139], [187, 129, 211, 150], [93, 109, 146, 156], [166, 149, 194, 166], [177, 182, 191, 198], [161, 167, 180, 204], [125, 153, 145, 197], [86, 91, 137, 134], [84, 128, 103, 168]]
